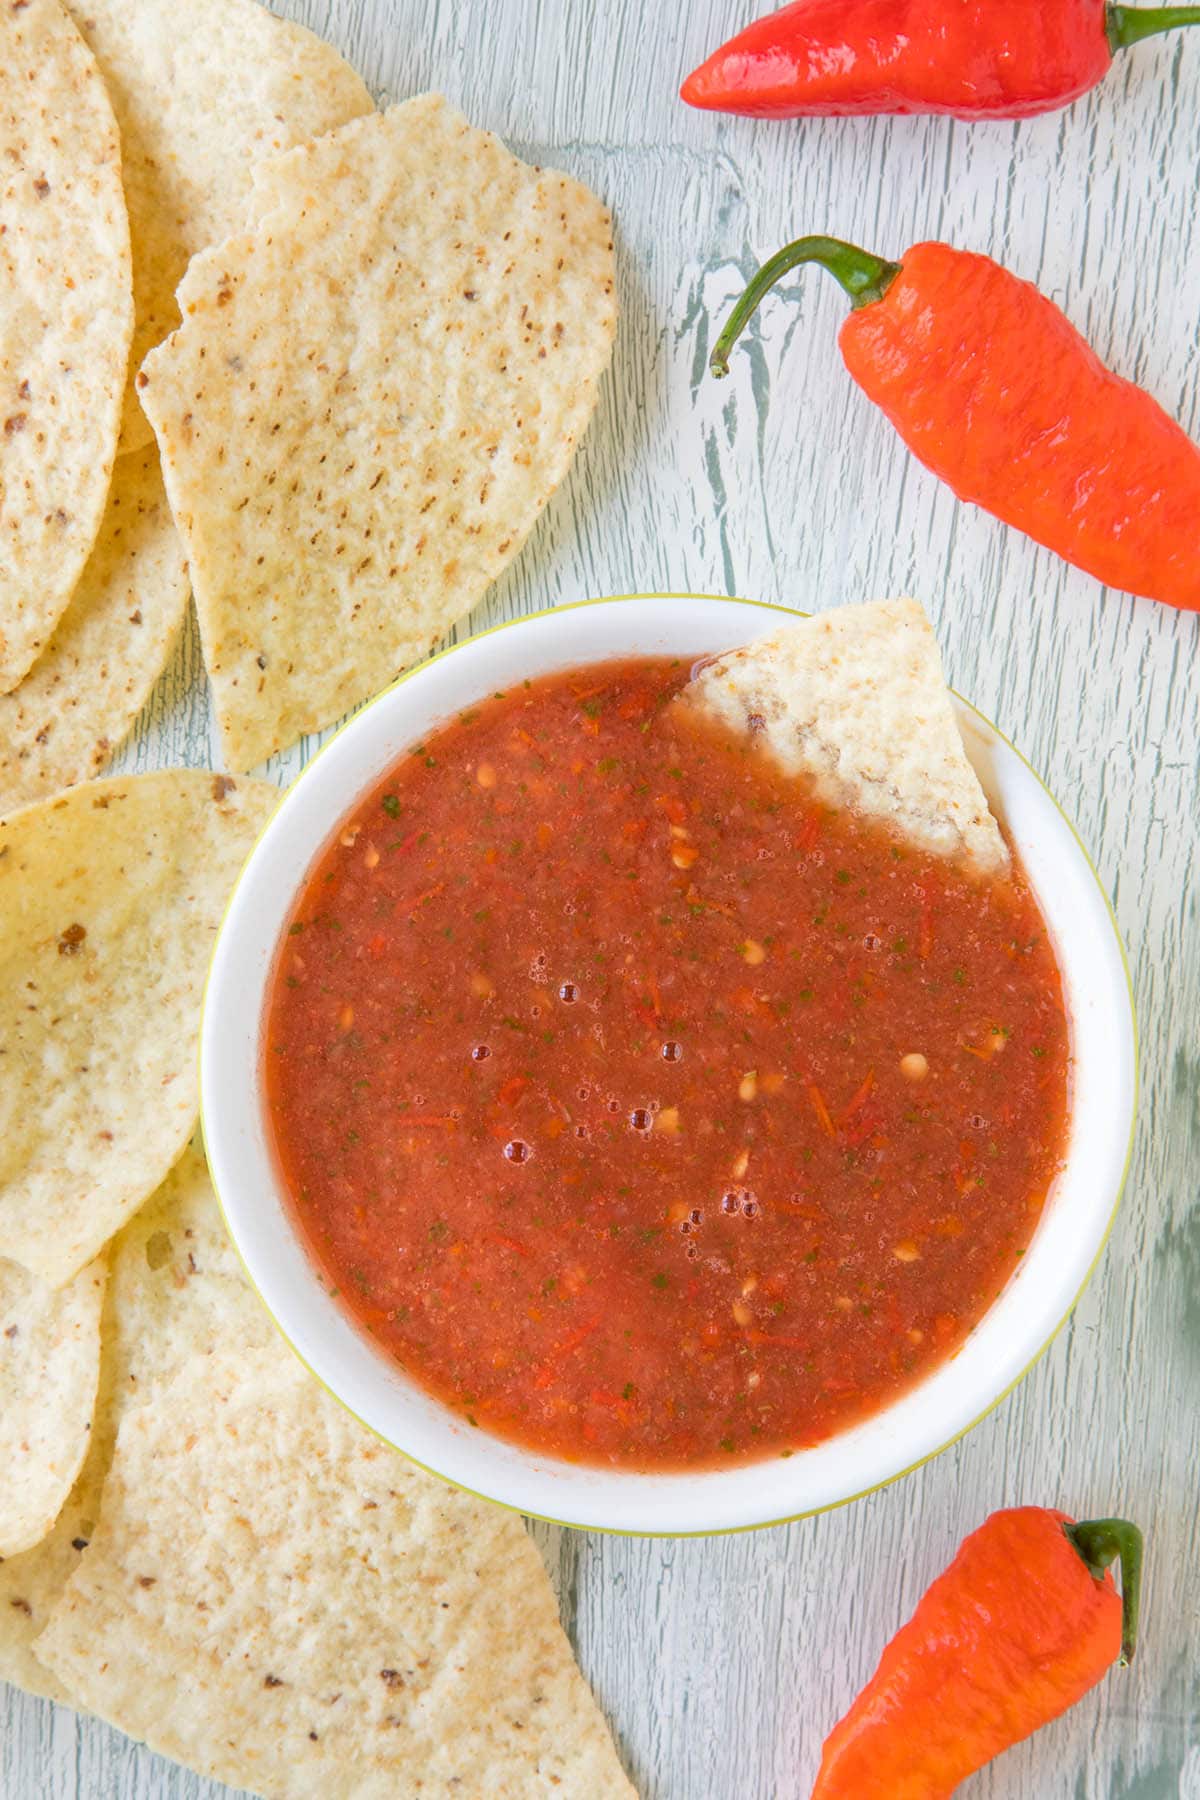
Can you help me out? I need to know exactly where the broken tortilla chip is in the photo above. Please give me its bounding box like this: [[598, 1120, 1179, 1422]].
[[0, 0, 133, 692], [0, 1255, 105, 1559], [0, 1347, 112, 1704], [0, 446, 190, 815], [681, 598, 1009, 878], [62, 0, 374, 454], [0, 1138, 270, 1701], [0, 771, 278, 1288], [138, 94, 617, 770], [38, 1345, 634, 1796]]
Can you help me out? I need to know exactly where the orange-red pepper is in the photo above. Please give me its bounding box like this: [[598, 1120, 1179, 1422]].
[[711, 235, 1200, 610], [811, 1506, 1143, 1798], [682, 1, 1200, 121]]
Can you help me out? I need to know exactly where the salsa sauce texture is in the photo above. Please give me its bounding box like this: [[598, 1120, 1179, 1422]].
[[265, 657, 1069, 1471]]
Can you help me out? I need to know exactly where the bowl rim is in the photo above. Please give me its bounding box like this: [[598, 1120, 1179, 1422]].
[[200, 592, 1138, 1537]]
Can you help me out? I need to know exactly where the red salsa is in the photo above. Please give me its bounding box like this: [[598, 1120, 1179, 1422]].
[[265, 657, 1069, 1470]]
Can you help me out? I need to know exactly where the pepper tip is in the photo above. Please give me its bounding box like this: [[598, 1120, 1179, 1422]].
[[680, 66, 716, 110]]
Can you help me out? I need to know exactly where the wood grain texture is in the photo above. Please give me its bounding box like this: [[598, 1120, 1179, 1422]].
[[3, 2, 1198, 1795]]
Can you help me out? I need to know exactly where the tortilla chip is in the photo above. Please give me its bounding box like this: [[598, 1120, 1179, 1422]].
[[0, 1255, 105, 1559], [0, 771, 278, 1288], [682, 598, 1009, 878], [0, 0, 133, 692], [0, 1347, 113, 1703], [138, 94, 617, 770], [103, 1136, 277, 1410], [62, 0, 374, 454], [0, 1138, 268, 1700], [38, 1344, 633, 1797], [0, 446, 190, 815]]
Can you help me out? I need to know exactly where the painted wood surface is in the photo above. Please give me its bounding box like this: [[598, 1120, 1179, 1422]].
[[3, 1, 1199, 1795]]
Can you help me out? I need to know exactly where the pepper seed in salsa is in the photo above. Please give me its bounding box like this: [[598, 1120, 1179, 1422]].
[[264, 656, 1069, 1471]]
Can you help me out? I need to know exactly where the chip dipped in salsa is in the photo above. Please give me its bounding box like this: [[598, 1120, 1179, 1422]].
[[264, 648, 1069, 1471]]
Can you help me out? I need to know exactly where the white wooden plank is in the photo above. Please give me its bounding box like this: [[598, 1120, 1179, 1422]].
[[4, 1, 1198, 1795]]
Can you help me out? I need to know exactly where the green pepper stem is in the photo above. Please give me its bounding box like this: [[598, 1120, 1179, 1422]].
[[709, 235, 902, 379], [1065, 1517, 1144, 1667], [1108, 5, 1200, 50]]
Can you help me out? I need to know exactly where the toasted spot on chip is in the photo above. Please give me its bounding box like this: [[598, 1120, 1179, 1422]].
[[0, 772, 278, 1286], [0, 1254, 105, 1558], [138, 95, 617, 769], [142, 1230, 172, 1271], [0, 0, 132, 691], [680, 598, 1009, 879]]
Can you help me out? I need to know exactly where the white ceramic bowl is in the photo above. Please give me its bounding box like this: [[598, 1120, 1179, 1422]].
[[201, 595, 1137, 1535]]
